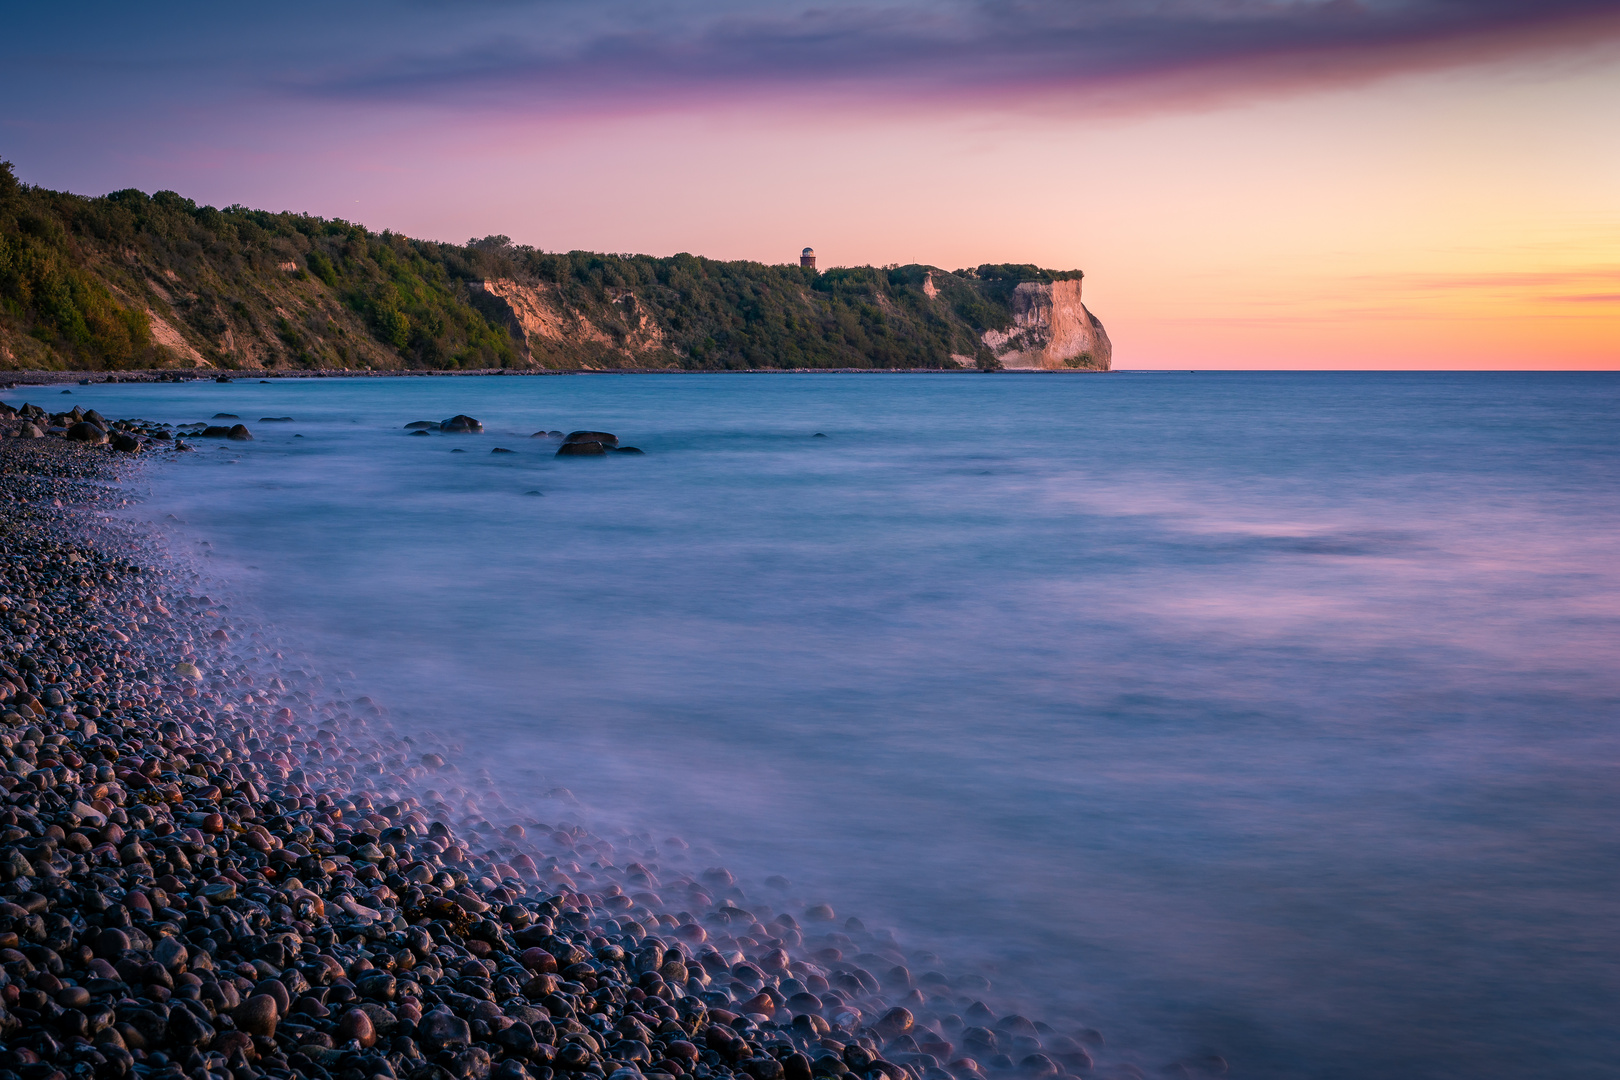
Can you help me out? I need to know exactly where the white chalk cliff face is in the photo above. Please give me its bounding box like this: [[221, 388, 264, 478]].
[[980, 280, 1112, 370]]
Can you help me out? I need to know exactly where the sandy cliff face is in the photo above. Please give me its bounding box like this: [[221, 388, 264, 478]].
[[469, 279, 672, 368], [981, 280, 1112, 370]]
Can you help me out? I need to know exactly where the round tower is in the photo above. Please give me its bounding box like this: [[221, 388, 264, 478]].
[[800, 247, 817, 270]]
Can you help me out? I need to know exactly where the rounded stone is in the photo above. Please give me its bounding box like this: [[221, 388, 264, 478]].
[[252, 978, 291, 1017], [66, 422, 108, 445], [337, 1007, 377, 1048], [520, 947, 558, 972], [235, 994, 280, 1037], [418, 1009, 473, 1052]]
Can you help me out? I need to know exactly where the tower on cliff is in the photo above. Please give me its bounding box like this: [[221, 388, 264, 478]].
[[800, 247, 816, 270]]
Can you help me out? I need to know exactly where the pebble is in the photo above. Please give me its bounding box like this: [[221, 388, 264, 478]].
[[0, 427, 1121, 1080]]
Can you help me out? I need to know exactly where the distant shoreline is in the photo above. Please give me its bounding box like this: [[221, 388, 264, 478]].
[[0, 367, 1118, 386]]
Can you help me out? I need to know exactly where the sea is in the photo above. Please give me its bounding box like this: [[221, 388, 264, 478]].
[[39, 371, 1620, 1079]]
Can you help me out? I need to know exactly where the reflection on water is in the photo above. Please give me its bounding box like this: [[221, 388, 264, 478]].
[[57, 371, 1620, 1079]]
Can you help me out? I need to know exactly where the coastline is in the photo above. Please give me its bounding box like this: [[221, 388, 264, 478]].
[[0, 437, 1118, 1080], [0, 370, 1115, 388]]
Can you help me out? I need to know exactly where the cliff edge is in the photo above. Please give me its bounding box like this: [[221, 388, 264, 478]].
[[0, 162, 1113, 371], [467, 279, 671, 368], [982, 280, 1111, 370]]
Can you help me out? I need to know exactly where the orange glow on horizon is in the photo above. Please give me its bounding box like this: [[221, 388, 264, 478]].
[[49, 47, 1619, 370]]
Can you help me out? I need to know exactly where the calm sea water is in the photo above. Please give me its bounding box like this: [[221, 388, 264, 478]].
[[43, 372, 1620, 1079]]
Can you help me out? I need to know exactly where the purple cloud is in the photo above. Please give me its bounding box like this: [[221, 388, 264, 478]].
[[293, 0, 1620, 111]]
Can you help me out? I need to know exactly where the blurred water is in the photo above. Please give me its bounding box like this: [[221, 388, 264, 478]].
[[44, 371, 1620, 1079]]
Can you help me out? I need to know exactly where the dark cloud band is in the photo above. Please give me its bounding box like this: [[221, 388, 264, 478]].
[[293, 0, 1620, 108]]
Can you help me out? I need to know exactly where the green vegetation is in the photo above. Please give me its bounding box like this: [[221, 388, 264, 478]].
[[0, 162, 1091, 371]]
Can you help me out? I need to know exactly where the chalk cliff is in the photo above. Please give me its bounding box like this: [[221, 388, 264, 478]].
[[980, 280, 1111, 370], [0, 162, 1114, 370]]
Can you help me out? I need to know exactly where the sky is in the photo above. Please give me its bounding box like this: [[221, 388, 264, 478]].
[[4, 0, 1619, 369]]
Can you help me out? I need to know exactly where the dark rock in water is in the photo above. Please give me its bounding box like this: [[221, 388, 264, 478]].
[[441, 415, 483, 433], [259, 416, 294, 422], [61, 389, 72, 394], [1017, 1055, 1057, 1077], [875, 1009, 914, 1038], [556, 442, 606, 457], [523, 490, 544, 496], [406, 421, 438, 429], [492, 447, 516, 454], [613, 446, 645, 454], [193, 422, 253, 440], [814, 433, 828, 437], [451, 448, 467, 453], [65, 421, 108, 444], [411, 430, 431, 436], [531, 431, 563, 439], [213, 413, 239, 419], [110, 433, 141, 453], [215, 375, 233, 382], [564, 430, 618, 447]]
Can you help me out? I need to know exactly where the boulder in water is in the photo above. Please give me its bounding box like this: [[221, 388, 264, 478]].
[[405, 421, 437, 429], [66, 421, 108, 444], [199, 424, 253, 440], [564, 430, 618, 448], [441, 415, 483, 433], [556, 442, 606, 457]]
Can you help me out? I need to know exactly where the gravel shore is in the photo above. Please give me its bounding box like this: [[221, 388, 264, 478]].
[[0, 427, 1140, 1080]]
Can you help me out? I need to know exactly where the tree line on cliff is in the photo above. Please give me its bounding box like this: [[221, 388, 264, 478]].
[[0, 162, 1084, 372]]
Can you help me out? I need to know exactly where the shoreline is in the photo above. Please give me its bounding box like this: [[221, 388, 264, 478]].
[[0, 436, 1125, 1080], [0, 370, 1114, 388]]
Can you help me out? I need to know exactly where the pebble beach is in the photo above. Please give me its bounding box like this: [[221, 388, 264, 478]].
[[0, 413, 1134, 1080]]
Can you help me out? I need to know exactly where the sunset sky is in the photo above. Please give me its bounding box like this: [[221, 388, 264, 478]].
[[5, 0, 1618, 368]]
